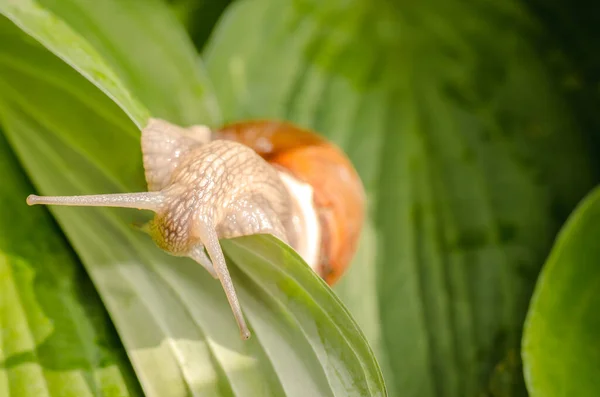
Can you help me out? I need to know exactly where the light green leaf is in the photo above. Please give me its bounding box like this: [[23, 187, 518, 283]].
[[0, 0, 220, 127], [32, 0, 221, 126], [0, 0, 148, 128], [0, 4, 385, 397], [522, 186, 600, 397], [204, 0, 595, 395], [0, 131, 142, 397]]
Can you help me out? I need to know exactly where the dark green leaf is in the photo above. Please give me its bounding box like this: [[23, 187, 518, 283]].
[[203, 0, 595, 395], [168, 0, 233, 51]]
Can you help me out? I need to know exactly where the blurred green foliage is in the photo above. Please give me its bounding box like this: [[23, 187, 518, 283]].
[[523, 0, 600, 170], [0, 0, 599, 396], [168, 0, 233, 50]]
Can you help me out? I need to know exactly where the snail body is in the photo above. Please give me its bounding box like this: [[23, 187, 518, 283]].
[[27, 118, 365, 340], [216, 121, 365, 285]]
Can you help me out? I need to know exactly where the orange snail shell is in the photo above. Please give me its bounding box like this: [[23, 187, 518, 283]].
[[214, 120, 365, 285]]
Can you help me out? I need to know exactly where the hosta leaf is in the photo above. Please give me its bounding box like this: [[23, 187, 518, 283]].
[[32, 0, 220, 126], [204, 0, 595, 395], [0, 131, 142, 397], [522, 186, 600, 397], [0, 0, 147, 128], [0, 4, 385, 397], [167, 0, 233, 51], [0, 0, 219, 127]]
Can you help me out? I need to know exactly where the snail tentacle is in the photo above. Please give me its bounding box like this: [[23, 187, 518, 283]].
[[26, 192, 164, 211], [194, 213, 250, 340], [189, 245, 218, 279]]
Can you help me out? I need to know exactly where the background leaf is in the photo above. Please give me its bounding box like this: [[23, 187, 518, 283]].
[[522, 0, 600, 174], [2, 0, 599, 396], [203, 0, 596, 395], [168, 0, 233, 51], [0, 130, 142, 397], [522, 186, 600, 397], [0, 2, 386, 396]]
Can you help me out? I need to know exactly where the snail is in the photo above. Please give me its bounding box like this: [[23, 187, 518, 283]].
[[26, 118, 365, 340]]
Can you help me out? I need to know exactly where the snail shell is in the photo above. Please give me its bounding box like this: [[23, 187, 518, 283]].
[[215, 120, 365, 285], [25, 118, 365, 339]]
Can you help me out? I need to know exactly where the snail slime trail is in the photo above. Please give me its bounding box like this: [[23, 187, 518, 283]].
[[27, 118, 366, 339]]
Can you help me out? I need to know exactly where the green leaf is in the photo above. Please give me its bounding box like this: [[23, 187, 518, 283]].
[[0, 0, 220, 127], [524, 0, 600, 175], [0, 131, 142, 396], [33, 0, 221, 126], [0, 0, 147, 128], [522, 186, 600, 397], [167, 0, 233, 51], [0, 3, 385, 397], [203, 0, 595, 395]]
